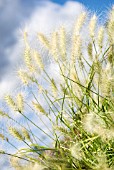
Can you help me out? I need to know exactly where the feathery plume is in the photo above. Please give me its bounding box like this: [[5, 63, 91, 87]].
[[59, 26, 66, 60], [107, 6, 114, 44], [0, 110, 9, 118], [94, 152, 109, 170], [51, 31, 58, 60], [97, 26, 104, 48], [17, 93, 24, 113], [9, 127, 24, 141], [5, 95, 17, 111], [37, 33, 50, 49], [32, 102, 47, 115], [100, 63, 114, 96], [70, 67, 78, 81], [71, 35, 82, 63], [74, 12, 86, 35], [22, 128, 31, 141], [0, 134, 5, 140], [23, 31, 29, 47], [24, 46, 35, 72], [23, 30, 35, 72], [89, 14, 97, 38], [87, 42, 93, 60], [33, 50, 44, 70], [70, 142, 83, 160], [51, 78, 58, 98], [18, 69, 29, 85], [18, 69, 37, 85], [10, 157, 20, 170], [18, 70, 29, 85]]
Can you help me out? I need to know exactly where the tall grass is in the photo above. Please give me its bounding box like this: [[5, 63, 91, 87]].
[[0, 7, 114, 170]]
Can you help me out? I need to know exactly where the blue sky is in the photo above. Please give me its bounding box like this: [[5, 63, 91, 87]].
[[52, 0, 114, 12], [22, 0, 114, 13]]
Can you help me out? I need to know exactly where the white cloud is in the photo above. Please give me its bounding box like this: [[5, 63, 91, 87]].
[[23, 1, 85, 34]]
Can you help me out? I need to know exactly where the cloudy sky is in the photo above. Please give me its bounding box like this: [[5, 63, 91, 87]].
[[0, 0, 114, 169]]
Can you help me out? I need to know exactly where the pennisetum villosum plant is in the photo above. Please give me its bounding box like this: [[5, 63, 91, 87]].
[[0, 6, 114, 170]]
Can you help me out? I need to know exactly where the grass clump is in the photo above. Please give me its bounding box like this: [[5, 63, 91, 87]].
[[0, 7, 114, 170]]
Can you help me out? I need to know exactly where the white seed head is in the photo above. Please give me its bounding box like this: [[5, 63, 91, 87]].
[[22, 128, 31, 141], [18, 69, 37, 85], [0, 110, 9, 118], [107, 8, 114, 44], [9, 127, 24, 141], [33, 50, 44, 70], [99, 63, 114, 96], [23, 31, 29, 47], [74, 12, 86, 35], [24, 46, 35, 72], [51, 31, 58, 60], [71, 35, 82, 63], [51, 78, 57, 98], [82, 112, 105, 134], [97, 26, 104, 48], [38, 33, 50, 49], [89, 14, 97, 38], [17, 93, 24, 112], [32, 102, 47, 115], [59, 26, 66, 60], [95, 152, 109, 170], [87, 42, 93, 60], [5, 95, 17, 111], [18, 69, 29, 85], [70, 142, 83, 160], [10, 156, 20, 169]]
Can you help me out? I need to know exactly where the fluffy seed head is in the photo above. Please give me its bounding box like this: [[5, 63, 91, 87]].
[[74, 12, 86, 35], [0, 134, 5, 140], [18, 69, 30, 85], [0, 110, 9, 118], [94, 152, 109, 170], [23, 31, 29, 47], [97, 26, 104, 48], [107, 7, 114, 44], [51, 78, 57, 98], [9, 127, 24, 141], [87, 42, 93, 60], [24, 46, 35, 72], [38, 33, 50, 49], [17, 93, 24, 112], [10, 157, 20, 169], [82, 112, 107, 137], [71, 35, 82, 62], [51, 31, 58, 60], [32, 102, 47, 115], [59, 26, 66, 60], [22, 128, 31, 141], [33, 50, 44, 70], [5, 95, 17, 111], [89, 14, 97, 38], [99, 63, 114, 96], [70, 66, 78, 81], [70, 142, 83, 160]]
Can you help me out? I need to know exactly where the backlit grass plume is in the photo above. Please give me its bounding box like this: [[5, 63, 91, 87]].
[[0, 7, 114, 170]]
